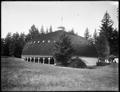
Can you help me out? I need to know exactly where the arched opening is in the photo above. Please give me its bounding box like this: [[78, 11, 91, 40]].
[[50, 58, 54, 64], [35, 57, 38, 63], [31, 57, 34, 62], [28, 57, 30, 62], [40, 58, 43, 63], [25, 57, 27, 61], [45, 58, 48, 64]]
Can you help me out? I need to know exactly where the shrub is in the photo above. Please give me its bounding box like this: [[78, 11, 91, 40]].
[[68, 57, 87, 68], [108, 55, 116, 63], [96, 61, 110, 66]]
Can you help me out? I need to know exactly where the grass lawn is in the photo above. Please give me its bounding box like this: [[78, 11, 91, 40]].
[[1, 57, 119, 91]]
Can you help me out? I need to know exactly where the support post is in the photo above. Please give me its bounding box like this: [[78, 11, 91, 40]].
[[39, 58, 41, 63], [38, 57, 39, 63], [30, 57, 31, 62], [34, 57, 35, 63], [54, 58, 56, 65], [48, 57, 50, 64], [43, 58, 45, 64], [27, 57, 29, 62]]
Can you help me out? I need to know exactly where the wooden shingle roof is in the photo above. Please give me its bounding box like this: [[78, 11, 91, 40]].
[[22, 30, 98, 57]]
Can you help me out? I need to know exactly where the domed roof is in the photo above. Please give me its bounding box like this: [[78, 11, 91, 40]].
[[22, 30, 98, 57]]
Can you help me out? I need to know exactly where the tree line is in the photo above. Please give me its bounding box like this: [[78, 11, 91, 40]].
[[84, 11, 119, 60], [1, 25, 53, 57], [1, 25, 76, 58], [1, 12, 119, 61]]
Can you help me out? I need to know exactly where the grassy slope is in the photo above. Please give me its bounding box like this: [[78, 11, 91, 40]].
[[1, 57, 118, 91]]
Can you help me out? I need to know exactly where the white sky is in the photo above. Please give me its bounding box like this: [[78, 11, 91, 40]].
[[1, 1, 118, 38]]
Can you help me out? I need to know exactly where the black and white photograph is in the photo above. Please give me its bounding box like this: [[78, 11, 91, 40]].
[[1, 1, 119, 91]]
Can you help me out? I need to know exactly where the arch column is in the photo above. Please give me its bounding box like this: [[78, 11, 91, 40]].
[[48, 57, 50, 64], [34, 57, 35, 63], [39, 58, 41, 63], [38, 57, 40, 63], [30, 57, 31, 62], [27, 57, 29, 62], [43, 58, 45, 64], [54, 58, 56, 65]]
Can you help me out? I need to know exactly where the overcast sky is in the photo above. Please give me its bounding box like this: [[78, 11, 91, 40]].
[[1, 1, 118, 38]]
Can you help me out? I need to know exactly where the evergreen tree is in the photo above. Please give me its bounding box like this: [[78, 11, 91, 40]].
[[88, 37, 94, 45], [110, 28, 119, 55], [8, 32, 26, 58], [9, 37, 15, 56], [25, 24, 40, 42], [46, 28, 49, 34], [49, 25, 53, 33], [25, 34, 32, 42], [68, 28, 76, 35], [93, 29, 97, 44], [29, 24, 40, 39], [10, 32, 20, 57], [53, 32, 74, 66], [40, 25, 45, 34], [95, 33, 110, 60], [3, 32, 26, 58], [84, 28, 90, 40], [18, 33, 26, 57], [1, 38, 5, 56], [100, 11, 115, 55], [96, 11, 115, 59], [4, 32, 12, 56]]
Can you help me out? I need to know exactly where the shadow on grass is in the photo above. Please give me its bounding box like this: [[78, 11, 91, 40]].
[[86, 63, 114, 69], [86, 66, 97, 69], [1, 56, 10, 58]]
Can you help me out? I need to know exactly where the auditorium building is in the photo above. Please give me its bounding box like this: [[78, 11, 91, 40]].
[[22, 30, 98, 65]]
